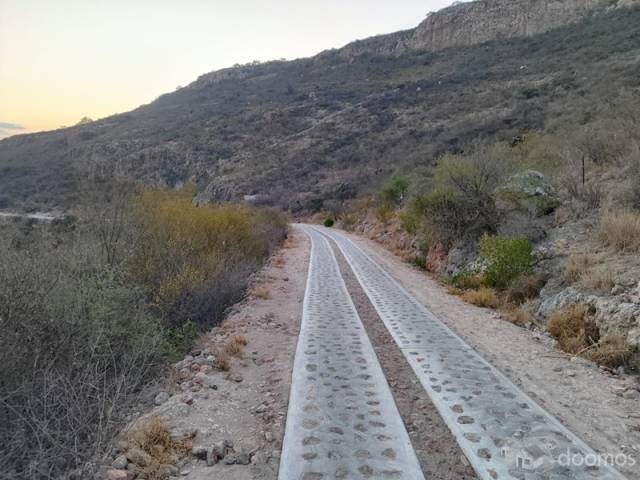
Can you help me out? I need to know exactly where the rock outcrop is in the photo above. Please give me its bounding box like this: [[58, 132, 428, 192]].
[[340, 0, 638, 57]]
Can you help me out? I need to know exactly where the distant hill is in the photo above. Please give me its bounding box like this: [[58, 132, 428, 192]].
[[1, 0, 640, 211]]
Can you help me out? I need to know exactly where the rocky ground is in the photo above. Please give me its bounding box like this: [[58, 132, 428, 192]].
[[99, 230, 308, 480]]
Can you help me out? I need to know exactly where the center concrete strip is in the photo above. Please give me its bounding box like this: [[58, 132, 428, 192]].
[[316, 226, 628, 480], [279, 226, 425, 480]]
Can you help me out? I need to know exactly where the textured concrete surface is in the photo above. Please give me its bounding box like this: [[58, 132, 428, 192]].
[[318, 226, 628, 480], [278, 226, 424, 480]]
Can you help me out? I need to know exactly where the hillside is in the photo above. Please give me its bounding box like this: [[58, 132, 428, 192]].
[[2, 1, 640, 211]]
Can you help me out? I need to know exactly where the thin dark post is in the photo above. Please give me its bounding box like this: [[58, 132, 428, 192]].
[[582, 155, 586, 186]]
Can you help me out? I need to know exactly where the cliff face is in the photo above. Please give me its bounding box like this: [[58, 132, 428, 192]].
[[340, 0, 635, 57], [412, 0, 613, 51]]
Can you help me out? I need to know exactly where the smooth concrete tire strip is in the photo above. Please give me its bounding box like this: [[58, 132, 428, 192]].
[[279, 226, 425, 480], [317, 226, 628, 480]]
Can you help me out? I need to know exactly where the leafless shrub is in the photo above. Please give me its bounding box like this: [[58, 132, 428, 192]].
[[0, 226, 163, 479]]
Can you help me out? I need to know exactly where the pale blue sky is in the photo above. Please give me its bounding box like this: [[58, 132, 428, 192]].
[[0, 0, 458, 135]]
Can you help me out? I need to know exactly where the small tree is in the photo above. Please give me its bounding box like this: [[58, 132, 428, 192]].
[[380, 174, 409, 206]]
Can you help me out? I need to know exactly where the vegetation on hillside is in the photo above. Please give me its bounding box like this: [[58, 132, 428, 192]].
[[0, 185, 286, 479], [2, 8, 640, 212], [337, 92, 640, 370]]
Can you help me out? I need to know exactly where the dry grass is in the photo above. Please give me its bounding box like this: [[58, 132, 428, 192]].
[[231, 334, 247, 346], [501, 306, 535, 326], [125, 416, 192, 480], [254, 286, 272, 299], [212, 350, 231, 371], [586, 335, 634, 368], [461, 287, 501, 309], [599, 209, 640, 252], [223, 335, 247, 357], [506, 274, 545, 304], [545, 304, 632, 367], [282, 237, 296, 249], [446, 285, 465, 296], [581, 267, 616, 293], [562, 253, 599, 284], [547, 304, 598, 354], [452, 273, 484, 290]]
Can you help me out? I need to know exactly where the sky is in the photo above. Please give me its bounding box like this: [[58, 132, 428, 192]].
[[0, 0, 458, 138]]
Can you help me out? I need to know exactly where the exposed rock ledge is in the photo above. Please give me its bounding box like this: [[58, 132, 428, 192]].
[[339, 0, 639, 57]]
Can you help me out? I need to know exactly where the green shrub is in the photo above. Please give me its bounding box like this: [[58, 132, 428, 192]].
[[407, 153, 501, 243], [411, 255, 427, 270], [323, 217, 335, 227], [399, 208, 420, 235], [380, 174, 409, 206], [479, 234, 534, 289], [162, 320, 199, 361]]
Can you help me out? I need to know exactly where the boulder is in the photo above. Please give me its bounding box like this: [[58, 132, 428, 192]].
[[111, 455, 128, 470], [495, 170, 560, 216], [154, 391, 170, 406]]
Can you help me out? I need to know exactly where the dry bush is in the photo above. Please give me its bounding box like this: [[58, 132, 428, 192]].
[[0, 219, 164, 479], [212, 350, 231, 371], [129, 187, 287, 329], [562, 253, 599, 284], [506, 274, 546, 304], [273, 257, 286, 268], [446, 285, 465, 296], [586, 335, 633, 368], [598, 210, 640, 252], [544, 304, 631, 367], [232, 334, 248, 346], [581, 267, 616, 293], [501, 306, 535, 326], [125, 416, 192, 480], [461, 287, 501, 309], [224, 335, 247, 357], [547, 304, 597, 352], [375, 202, 395, 223], [254, 286, 272, 299]]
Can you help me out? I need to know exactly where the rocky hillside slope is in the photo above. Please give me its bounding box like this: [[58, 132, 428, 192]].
[[2, 2, 640, 211]]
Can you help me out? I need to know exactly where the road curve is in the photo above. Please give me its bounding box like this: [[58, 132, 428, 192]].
[[315, 226, 628, 480], [278, 226, 425, 480]]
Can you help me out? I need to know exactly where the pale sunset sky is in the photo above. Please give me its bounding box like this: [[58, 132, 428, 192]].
[[0, 0, 458, 138]]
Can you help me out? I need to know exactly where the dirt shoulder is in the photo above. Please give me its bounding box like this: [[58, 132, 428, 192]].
[[105, 229, 309, 480], [339, 229, 640, 478]]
